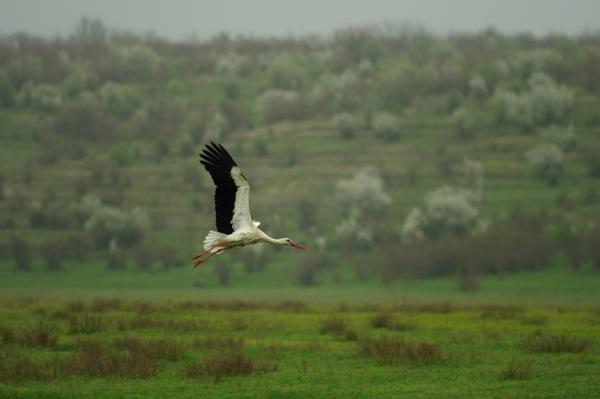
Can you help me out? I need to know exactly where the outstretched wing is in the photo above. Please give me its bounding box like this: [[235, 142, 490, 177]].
[[199, 142, 254, 234]]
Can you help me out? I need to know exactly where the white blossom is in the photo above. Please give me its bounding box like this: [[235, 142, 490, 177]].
[[336, 167, 391, 212], [402, 160, 485, 242]]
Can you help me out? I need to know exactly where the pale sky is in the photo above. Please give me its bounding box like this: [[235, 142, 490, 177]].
[[1, 0, 599, 39]]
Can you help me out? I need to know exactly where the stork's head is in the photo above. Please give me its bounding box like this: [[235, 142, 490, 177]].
[[284, 238, 306, 250]]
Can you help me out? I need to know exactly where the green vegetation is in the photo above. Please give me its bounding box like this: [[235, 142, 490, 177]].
[[0, 298, 598, 398], [0, 19, 600, 396]]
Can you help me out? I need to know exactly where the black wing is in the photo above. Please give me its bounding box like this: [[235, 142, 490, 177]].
[[199, 142, 240, 234]]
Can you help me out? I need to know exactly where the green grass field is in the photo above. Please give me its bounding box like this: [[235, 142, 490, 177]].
[[0, 296, 598, 399], [2, 25, 600, 398]]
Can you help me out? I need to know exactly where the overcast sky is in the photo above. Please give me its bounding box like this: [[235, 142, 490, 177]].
[[1, 0, 599, 40]]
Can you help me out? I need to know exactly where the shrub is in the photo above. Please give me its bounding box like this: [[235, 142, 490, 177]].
[[215, 53, 246, 78], [132, 246, 157, 271], [402, 187, 481, 242], [29, 84, 62, 111], [584, 153, 600, 178], [238, 244, 270, 273], [492, 74, 573, 130], [29, 200, 74, 229], [99, 81, 138, 118], [110, 145, 133, 167], [383, 229, 556, 280], [589, 232, 600, 271], [61, 68, 96, 98], [54, 94, 110, 141], [294, 253, 322, 286], [268, 53, 307, 89], [134, 97, 187, 137], [402, 159, 484, 243], [214, 261, 231, 287], [83, 199, 150, 249], [526, 143, 563, 186], [254, 138, 269, 157], [0, 70, 15, 107], [468, 75, 488, 99], [452, 107, 475, 139], [333, 112, 358, 139], [39, 239, 64, 272], [115, 45, 160, 82], [156, 247, 180, 269], [541, 125, 576, 152], [373, 113, 402, 142], [9, 236, 32, 272], [255, 89, 303, 124], [528, 72, 574, 126], [106, 249, 128, 271], [336, 167, 391, 213]]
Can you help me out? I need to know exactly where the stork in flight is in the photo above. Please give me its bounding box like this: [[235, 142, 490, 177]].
[[192, 142, 306, 267]]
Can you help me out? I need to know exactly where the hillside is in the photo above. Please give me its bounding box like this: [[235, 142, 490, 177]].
[[1, 20, 600, 295]]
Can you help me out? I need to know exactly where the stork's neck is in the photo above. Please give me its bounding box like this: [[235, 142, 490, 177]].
[[258, 229, 287, 245]]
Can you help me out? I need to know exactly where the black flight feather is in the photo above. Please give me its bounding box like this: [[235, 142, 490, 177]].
[[198, 142, 239, 234]]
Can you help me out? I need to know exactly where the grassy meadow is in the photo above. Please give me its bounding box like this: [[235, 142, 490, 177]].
[[2, 19, 600, 397], [0, 297, 599, 399]]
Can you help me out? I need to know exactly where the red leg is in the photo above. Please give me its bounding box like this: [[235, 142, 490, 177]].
[[192, 243, 223, 260], [192, 245, 227, 268]]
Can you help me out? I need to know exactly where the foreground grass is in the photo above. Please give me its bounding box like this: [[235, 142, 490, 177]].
[[0, 298, 598, 398]]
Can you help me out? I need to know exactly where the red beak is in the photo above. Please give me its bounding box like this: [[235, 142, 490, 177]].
[[290, 241, 306, 250]]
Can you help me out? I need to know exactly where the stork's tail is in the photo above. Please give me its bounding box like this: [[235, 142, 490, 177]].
[[203, 231, 227, 253]]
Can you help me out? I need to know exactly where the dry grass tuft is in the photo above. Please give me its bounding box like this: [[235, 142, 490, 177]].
[[185, 353, 276, 382], [64, 300, 85, 313], [89, 298, 122, 312], [22, 321, 58, 348], [66, 338, 158, 378], [68, 314, 107, 334], [0, 350, 59, 381], [165, 318, 203, 332], [359, 337, 443, 364], [524, 332, 591, 353], [369, 313, 414, 331], [500, 359, 532, 380], [319, 315, 349, 336], [112, 337, 187, 361], [0, 325, 16, 344], [370, 312, 394, 329]]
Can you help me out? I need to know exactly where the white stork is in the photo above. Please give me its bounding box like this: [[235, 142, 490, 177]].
[[192, 142, 305, 267]]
